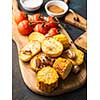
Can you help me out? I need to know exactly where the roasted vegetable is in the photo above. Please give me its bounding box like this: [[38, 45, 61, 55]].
[[42, 37, 63, 57], [53, 57, 72, 80], [19, 43, 33, 62], [69, 48, 84, 65], [29, 32, 45, 43], [19, 41, 41, 62], [61, 48, 84, 65], [14, 11, 27, 24], [37, 66, 59, 92], [30, 53, 55, 72], [63, 49, 76, 59], [17, 20, 33, 35], [72, 65, 80, 74], [30, 55, 43, 72], [53, 34, 70, 49]]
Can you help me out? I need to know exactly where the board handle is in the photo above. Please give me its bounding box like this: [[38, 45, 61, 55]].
[[12, 0, 19, 12], [64, 0, 70, 4]]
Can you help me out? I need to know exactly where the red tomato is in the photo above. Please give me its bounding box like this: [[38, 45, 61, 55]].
[[45, 16, 58, 28], [46, 16, 57, 22], [46, 28, 58, 36], [30, 20, 45, 28], [45, 22, 58, 28], [30, 22, 37, 28], [18, 20, 33, 35], [34, 24, 49, 35], [28, 13, 44, 22], [14, 11, 27, 24]]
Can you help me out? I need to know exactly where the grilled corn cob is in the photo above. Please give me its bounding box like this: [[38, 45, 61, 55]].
[[68, 48, 84, 65], [37, 66, 59, 92], [53, 57, 72, 80], [53, 34, 70, 49]]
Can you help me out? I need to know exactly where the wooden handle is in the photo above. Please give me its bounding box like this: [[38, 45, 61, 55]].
[[64, 0, 70, 4], [69, 9, 78, 21], [12, 0, 19, 12], [64, 10, 87, 31]]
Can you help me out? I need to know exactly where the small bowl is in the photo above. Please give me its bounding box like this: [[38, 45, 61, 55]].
[[45, 0, 68, 18], [20, 0, 43, 11]]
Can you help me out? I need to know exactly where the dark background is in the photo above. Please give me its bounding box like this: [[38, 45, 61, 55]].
[[12, 0, 87, 100]]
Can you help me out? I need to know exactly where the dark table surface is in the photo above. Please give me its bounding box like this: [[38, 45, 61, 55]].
[[12, 0, 87, 100]]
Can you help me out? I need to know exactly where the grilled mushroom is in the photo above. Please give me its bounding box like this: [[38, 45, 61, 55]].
[[41, 54, 55, 66], [72, 65, 80, 74], [65, 49, 76, 59]]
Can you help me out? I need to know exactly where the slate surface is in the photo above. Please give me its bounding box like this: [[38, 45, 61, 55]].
[[12, 0, 87, 100]]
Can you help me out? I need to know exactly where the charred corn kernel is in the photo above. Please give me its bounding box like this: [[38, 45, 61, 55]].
[[53, 57, 72, 80], [69, 48, 84, 65], [42, 37, 63, 57], [29, 32, 45, 43], [53, 34, 70, 49], [37, 66, 59, 92]]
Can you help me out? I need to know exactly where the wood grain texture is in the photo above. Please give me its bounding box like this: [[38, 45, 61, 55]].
[[65, 10, 87, 31], [74, 32, 87, 53], [12, 0, 87, 96]]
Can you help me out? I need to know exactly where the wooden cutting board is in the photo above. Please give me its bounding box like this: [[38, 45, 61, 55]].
[[12, 0, 86, 96], [74, 32, 87, 53], [65, 10, 87, 31]]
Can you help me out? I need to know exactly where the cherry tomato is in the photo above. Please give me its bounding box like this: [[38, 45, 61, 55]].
[[46, 16, 57, 22], [47, 28, 58, 36], [14, 11, 27, 24], [45, 22, 58, 28], [34, 24, 49, 35], [45, 16, 58, 28], [30, 22, 37, 28], [30, 20, 45, 28], [28, 13, 44, 22], [18, 20, 33, 35]]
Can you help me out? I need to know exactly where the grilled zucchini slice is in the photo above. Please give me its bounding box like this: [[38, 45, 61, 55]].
[[42, 37, 63, 57], [29, 32, 45, 43], [19, 41, 41, 62]]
